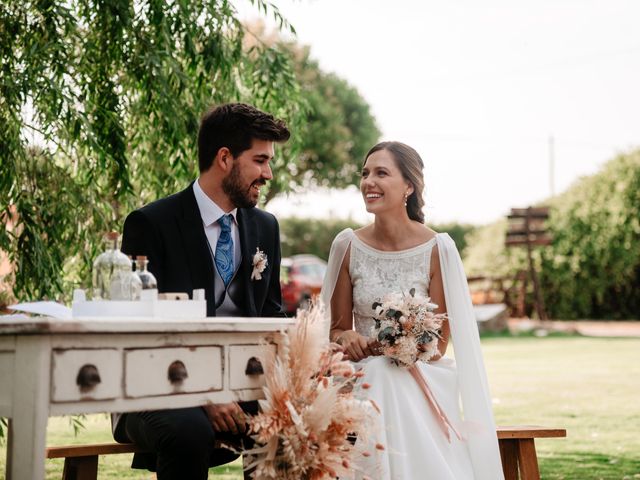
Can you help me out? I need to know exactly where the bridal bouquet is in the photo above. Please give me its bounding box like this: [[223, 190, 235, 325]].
[[371, 288, 446, 368], [244, 301, 377, 480]]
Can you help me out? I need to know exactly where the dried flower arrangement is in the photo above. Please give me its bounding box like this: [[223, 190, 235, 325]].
[[244, 302, 377, 479], [371, 288, 446, 367]]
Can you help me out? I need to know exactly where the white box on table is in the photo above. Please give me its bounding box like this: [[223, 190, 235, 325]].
[[71, 289, 207, 319]]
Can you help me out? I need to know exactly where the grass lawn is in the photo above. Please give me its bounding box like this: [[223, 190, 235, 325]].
[[485, 335, 640, 480], [1, 335, 638, 479]]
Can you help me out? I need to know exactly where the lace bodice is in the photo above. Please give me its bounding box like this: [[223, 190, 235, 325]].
[[349, 234, 436, 337]]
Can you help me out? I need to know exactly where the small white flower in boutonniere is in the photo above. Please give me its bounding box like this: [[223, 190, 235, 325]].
[[251, 248, 268, 281]]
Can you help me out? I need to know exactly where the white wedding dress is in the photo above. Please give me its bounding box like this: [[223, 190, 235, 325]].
[[321, 229, 504, 480]]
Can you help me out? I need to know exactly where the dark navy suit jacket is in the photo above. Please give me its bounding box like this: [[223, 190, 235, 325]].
[[121, 182, 284, 318]]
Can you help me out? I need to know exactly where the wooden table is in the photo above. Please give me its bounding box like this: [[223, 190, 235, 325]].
[[0, 315, 292, 480]]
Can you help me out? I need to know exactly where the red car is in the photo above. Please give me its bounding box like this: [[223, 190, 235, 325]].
[[280, 254, 328, 314]]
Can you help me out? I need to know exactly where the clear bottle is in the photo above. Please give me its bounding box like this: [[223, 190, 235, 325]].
[[110, 255, 143, 301], [135, 255, 158, 290], [128, 258, 143, 300], [92, 232, 131, 300], [112, 256, 143, 301]]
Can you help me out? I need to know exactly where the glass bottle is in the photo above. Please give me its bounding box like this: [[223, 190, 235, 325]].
[[125, 257, 142, 301], [135, 255, 158, 290], [92, 232, 131, 300]]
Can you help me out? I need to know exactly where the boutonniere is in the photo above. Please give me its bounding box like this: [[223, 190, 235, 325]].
[[251, 248, 268, 281]]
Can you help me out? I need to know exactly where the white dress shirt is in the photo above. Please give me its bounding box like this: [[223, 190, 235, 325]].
[[192, 179, 241, 269]]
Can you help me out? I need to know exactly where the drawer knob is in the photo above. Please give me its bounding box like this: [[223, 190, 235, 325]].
[[76, 364, 101, 392], [245, 356, 264, 376], [168, 360, 188, 385]]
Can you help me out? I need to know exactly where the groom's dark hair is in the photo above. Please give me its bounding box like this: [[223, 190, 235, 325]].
[[198, 103, 290, 172]]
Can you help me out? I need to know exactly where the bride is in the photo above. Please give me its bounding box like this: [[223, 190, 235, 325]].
[[321, 141, 504, 479]]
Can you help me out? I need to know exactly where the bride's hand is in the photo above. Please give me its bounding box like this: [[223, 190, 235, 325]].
[[337, 330, 371, 362]]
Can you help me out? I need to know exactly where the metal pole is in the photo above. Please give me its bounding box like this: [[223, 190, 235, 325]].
[[548, 135, 555, 197]]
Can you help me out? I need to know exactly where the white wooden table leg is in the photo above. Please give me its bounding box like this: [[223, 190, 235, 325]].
[[9, 335, 51, 480]]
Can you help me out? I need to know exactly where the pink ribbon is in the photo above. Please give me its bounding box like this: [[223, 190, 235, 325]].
[[408, 364, 462, 443]]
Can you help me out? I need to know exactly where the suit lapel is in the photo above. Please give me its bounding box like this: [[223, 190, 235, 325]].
[[238, 208, 258, 316], [177, 185, 217, 315]]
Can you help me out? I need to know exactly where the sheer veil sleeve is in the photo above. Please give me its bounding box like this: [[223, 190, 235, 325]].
[[320, 228, 354, 339], [436, 233, 505, 479]]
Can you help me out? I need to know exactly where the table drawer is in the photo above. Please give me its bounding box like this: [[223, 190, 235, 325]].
[[0, 352, 14, 412], [228, 344, 276, 391], [124, 346, 222, 398], [51, 349, 121, 402]]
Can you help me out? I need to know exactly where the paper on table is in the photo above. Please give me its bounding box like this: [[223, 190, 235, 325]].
[[0, 313, 29, 321], [8, 301, 72, 320]]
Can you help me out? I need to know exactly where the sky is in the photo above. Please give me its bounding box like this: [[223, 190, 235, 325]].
[[236, 0, 640, 225]]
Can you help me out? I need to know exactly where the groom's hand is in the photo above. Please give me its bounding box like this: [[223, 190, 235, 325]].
[[204, 402, 247, 435], [367, 339, 384, 356]]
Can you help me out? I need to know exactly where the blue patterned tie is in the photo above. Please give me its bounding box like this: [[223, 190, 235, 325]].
[[215, 214, 234, 286]]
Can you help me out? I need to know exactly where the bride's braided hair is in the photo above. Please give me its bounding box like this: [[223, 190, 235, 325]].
[[365, 141, 426, 224]]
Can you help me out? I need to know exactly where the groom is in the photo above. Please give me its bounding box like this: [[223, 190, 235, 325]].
[[113, 103, 290, 478]]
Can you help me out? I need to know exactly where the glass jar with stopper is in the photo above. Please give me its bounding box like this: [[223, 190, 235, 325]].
[[135, 255, 158, 290], [92, 232, 131, 300]]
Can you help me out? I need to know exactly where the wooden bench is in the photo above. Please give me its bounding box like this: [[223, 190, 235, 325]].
[[46, 443, 145, 480], [46, 425, 566, 480], [497, 426, 567, 480]]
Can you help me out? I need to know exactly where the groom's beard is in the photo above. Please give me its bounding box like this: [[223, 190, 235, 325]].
[[222, 162, 266, 209]]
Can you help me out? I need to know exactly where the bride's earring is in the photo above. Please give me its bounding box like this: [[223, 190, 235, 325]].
[[404, 192, 409, 207]]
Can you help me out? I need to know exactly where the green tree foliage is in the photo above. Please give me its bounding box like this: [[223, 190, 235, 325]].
[[280, 217, 360, 260], [464, 219, 520, 278], [539, 150, 640, 319], [0, 0, 306, 301], [279, 217, 474, 260], [430, 222, 475, 257], [248, 24, 381, 203], [285, 61, 381, 200], [463, 149, 640, 319], [0, 2, 383, 303]]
